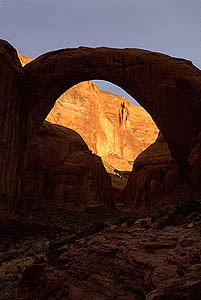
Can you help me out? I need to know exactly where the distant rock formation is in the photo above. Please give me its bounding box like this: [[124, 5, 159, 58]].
[[45, 81, 158, 174], [19, 121, 113, 211]]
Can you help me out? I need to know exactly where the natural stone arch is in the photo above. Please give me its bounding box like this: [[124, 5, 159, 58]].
[[1, 39, 201, 213]]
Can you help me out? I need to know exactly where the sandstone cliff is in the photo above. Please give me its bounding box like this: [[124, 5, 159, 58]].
[[19, 121, 113, 211]]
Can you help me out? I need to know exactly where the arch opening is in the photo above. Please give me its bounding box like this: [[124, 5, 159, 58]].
[[23, 45, 201, 181], [2, 40, 201, 213], [46, 79, 159, 191]]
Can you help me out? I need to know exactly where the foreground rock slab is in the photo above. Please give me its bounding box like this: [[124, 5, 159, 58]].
[[17, 221, 201, 300]]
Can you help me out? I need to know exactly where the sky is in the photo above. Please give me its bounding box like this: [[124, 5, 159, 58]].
[[0, 0, 201, 105]]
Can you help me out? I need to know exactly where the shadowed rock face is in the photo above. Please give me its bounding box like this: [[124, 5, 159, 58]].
[[124, 132, 201, 211], [1, 39, 201, 212], [19, 121, 113, 211]]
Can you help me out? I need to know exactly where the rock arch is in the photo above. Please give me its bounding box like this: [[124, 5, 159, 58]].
[[1, 39, 201, 213]]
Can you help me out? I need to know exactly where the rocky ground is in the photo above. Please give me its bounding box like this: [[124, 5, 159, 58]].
[[1, 199, 201, 300]]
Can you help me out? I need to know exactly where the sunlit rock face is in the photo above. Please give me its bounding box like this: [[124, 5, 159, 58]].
[[46, 80, 158, 172], [17, 52, 32, 66], [19, 121, 114, 211]]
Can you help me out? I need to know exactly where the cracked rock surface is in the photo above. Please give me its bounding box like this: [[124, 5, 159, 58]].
[[17, 218, 201, 300]]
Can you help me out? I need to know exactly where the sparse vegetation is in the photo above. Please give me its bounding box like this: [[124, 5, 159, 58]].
[[151, 197, 201, 229], [16, 203, 131, 232], [16, 196, 201, 232]]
